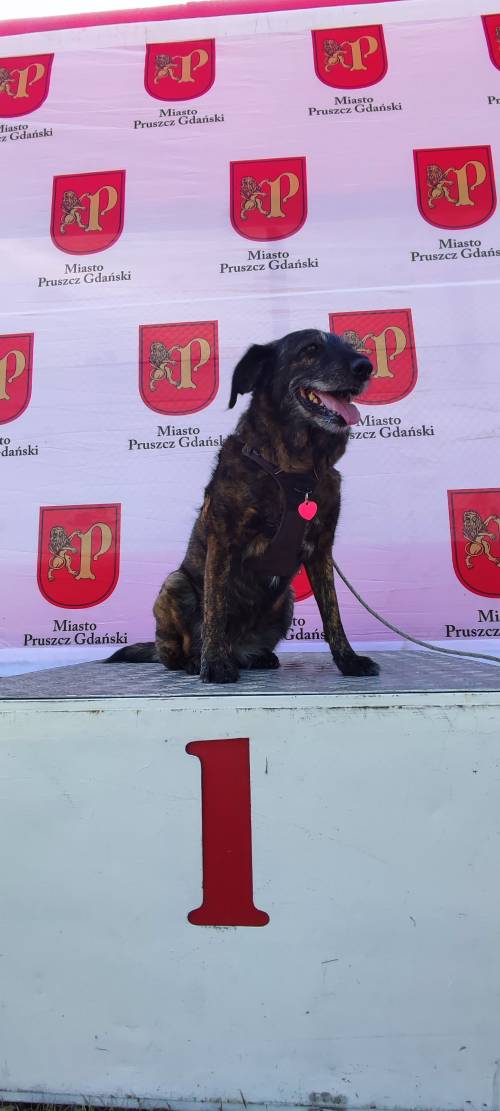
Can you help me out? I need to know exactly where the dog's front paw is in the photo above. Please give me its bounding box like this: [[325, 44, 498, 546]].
[[184, 655, 201, 676], [200, 655, 239, 684], [245, 651, 280, 670], [335, 653, 380, 677]]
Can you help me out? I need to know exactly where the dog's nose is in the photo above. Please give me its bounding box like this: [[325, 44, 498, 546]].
[[351, 356, 373, 380]]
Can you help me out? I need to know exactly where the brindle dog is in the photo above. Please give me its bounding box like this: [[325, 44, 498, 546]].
[[109, 329, 380, 683]]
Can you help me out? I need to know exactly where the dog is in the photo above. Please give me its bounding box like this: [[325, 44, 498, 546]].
[[109, 328, 380, 683]]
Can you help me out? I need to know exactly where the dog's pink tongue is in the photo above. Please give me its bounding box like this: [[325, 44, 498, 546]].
[[316, 391, 360, 426]]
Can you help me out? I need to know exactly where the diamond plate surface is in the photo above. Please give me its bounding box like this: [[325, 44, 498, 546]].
[[1, 650, 499, 700]]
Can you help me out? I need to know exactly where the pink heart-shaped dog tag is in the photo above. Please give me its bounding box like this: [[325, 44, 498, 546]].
[[298, 499, 318, 521]]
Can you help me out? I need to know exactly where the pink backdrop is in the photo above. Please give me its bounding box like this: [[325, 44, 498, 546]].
[[1, 0, 500, 667]]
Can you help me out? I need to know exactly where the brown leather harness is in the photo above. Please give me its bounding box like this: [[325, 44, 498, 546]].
[[241, 444, 320, 578]]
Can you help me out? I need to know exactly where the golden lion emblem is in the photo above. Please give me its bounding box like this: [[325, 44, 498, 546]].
[[48, 525, 79, 580], [154, 54, 178, 83], [60, 190, 86, 234], [340, 329, 369, 355], [323, 39, 348, 70], [463, 510, 500, 570], [426, 164, 455, 208], [427, 161, 482, 209], [149, 341, 177, 391], [0, 66, 14, 96], [240, 176, 267, 221]]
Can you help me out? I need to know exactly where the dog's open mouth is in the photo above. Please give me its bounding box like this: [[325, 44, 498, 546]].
[[297, 386, 361, 427]]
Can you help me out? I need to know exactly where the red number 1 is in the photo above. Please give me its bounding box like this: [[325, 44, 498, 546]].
[[186, 738, 270, 927]]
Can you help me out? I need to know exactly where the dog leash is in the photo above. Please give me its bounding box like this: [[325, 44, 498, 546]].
[[240, 443, 500, 667], [332, 557, 500, 667]]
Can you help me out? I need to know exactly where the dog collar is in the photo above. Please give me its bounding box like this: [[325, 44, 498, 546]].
[[241, 443, 317, 487]]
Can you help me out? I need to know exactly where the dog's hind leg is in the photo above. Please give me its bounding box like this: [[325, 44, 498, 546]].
[[153, 570, 201, 674]]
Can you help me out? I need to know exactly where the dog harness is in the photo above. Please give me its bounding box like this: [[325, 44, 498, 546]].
[[241, 444, 320, 577]]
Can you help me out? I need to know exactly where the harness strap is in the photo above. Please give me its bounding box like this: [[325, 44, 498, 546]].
[[241, 444, 319, 577]]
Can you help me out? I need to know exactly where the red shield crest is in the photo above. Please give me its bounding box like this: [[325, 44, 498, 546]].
[[51, 170, 125, 255], [448, 489, 500, 598], [0, 54, 53, 118], [414, 146, 496, 230], [329, 309, 417, 405], [139, 321, 219, 415], [312, 26, 387, 89], [292, 565, 313, 602], [230, 157, 307, 241], [0, 333, 33, 425], [144, 40, 215, 100], [482, 15, 500, 69], [38, 504, 121, 609]]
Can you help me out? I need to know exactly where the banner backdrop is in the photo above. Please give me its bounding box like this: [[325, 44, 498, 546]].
[[1, 0, 500, 667]]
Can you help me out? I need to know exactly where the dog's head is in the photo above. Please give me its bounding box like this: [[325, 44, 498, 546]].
[[229, 329, 373, 433]]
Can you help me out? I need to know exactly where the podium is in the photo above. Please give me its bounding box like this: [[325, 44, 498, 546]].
[[0, 651, 499, 1108]]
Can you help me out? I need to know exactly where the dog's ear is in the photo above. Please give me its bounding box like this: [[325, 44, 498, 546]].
[[228, 343, 276, 408]]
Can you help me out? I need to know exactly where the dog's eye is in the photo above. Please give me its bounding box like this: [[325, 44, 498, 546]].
[[303, 343, 320, 356]]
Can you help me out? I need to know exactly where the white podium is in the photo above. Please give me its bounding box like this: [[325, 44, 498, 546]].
[[0, 651, 499, 1111]]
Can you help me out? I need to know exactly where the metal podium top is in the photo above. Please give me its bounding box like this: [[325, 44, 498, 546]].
[[1, 650, 500, 700]]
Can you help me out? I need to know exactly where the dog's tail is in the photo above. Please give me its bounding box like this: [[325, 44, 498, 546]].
[[106, 642, 158, 663]]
